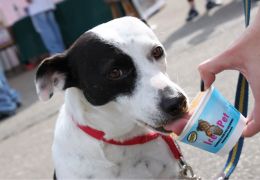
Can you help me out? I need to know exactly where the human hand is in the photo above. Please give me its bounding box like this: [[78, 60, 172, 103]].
[[198, 10, 260, 137]]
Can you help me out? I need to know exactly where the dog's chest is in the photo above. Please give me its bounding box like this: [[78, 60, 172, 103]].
[[53, 106, 179, 178], [101, 138, 179, 178], [54, 131, 179, 178]]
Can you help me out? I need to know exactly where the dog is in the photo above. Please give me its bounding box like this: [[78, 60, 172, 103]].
[[35, 17, 189, 179], [197, 120, 223, 137]]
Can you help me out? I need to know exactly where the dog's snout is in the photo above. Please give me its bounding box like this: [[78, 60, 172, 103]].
[[159, 87, 187, 116], [160, 94, 187, 115]]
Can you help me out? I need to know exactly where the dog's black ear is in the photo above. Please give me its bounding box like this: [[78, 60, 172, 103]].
[[35, 53, 75, 101]]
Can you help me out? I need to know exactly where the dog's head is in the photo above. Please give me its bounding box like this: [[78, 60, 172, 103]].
[[35, 17, 188, 135]]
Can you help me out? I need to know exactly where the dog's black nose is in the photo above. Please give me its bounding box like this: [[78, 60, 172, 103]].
[[159, 87, 187, 117]]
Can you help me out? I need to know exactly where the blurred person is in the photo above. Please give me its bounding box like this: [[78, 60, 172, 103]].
[[0, 67, 21, 120], [198, 8, 260, 137], [0, 20, 21, 119], [186, 0, 222, 22], [26, 0, 65, 55]]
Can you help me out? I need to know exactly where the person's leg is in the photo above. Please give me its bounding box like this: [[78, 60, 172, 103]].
[[189, 0, 196, 10], [31, 13, 55, 53], [46, 11, 65, 53], [0, 73, 21, 105], [31, 12, 63, 54], [30, 13, 43, 34], [0, 73, 17, 116], [186, 0, 199, 22], [206, 0, 222, 11], [0, 94, 17, 114]]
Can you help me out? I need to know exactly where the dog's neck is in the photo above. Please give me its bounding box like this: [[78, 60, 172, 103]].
[[64, 88, 151, 140]]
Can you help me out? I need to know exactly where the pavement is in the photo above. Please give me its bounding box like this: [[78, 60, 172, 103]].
[[1, 0, 260, 179]]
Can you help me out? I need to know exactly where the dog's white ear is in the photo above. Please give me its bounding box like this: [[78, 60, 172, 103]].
[[35, 53, 71, 101]]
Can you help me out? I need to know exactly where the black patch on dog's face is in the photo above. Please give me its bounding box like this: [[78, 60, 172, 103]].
[[66, 32, 137, 105], [36, 32, 137, 105]]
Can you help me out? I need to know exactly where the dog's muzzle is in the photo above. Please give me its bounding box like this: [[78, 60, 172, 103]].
[[154, 86, 189, 134], [159, 86, 188, 117]]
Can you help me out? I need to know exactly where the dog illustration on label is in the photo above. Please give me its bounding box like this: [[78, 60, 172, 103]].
[[197, 120, 223, 137]]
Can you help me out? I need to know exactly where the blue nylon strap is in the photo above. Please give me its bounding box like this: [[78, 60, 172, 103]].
[[222, 77, 248, 179], [244, 0, 251, 27], [221, 0, 250, 179]]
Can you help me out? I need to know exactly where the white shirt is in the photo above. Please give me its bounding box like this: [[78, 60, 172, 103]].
[[28, 0, 55, 16]]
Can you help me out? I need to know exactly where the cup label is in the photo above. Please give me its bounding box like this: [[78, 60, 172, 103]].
[[180, 88, 241, 153]]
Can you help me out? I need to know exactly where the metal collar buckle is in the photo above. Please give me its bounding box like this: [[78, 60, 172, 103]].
[[178, 158, 201, 180]]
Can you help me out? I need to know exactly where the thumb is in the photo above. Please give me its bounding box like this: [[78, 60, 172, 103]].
[[198, 49, 240, 89], [243, 119, 260, 137], [243, 108, 260, 137]]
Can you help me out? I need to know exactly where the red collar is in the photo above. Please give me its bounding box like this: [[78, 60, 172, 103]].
[[74, 118, 182, 160]]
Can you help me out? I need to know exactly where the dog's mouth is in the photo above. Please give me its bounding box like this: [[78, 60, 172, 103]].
[[137, 112, 191, 135], [162, 113, 191, 135], [154, 126, 172, 134], [136, 120, 172, 135]]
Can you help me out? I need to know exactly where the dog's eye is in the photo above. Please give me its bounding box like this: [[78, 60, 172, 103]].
[[107, 68, 123, 80], [152, 46, 164, 60]]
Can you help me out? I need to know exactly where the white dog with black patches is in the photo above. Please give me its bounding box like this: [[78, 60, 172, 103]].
[[35, 17, 190, 179]]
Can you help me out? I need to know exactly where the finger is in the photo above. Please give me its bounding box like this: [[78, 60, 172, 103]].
[[198, 61, 216, 89], [246, 111, 254, 125], [198, 49, 240, 89], [243, 119, 260, 137]]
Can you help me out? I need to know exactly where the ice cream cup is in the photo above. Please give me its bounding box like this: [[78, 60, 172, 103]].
[[176, 86, 246, 155]]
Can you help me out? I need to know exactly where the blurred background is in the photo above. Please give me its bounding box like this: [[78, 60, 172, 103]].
[[0, 0, 259, 179]]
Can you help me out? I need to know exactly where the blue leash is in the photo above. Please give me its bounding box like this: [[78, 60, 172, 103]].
[[219, 0, 250, 179]]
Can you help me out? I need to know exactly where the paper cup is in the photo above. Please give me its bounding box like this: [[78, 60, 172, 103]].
[[177, 87, 246, 155]]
